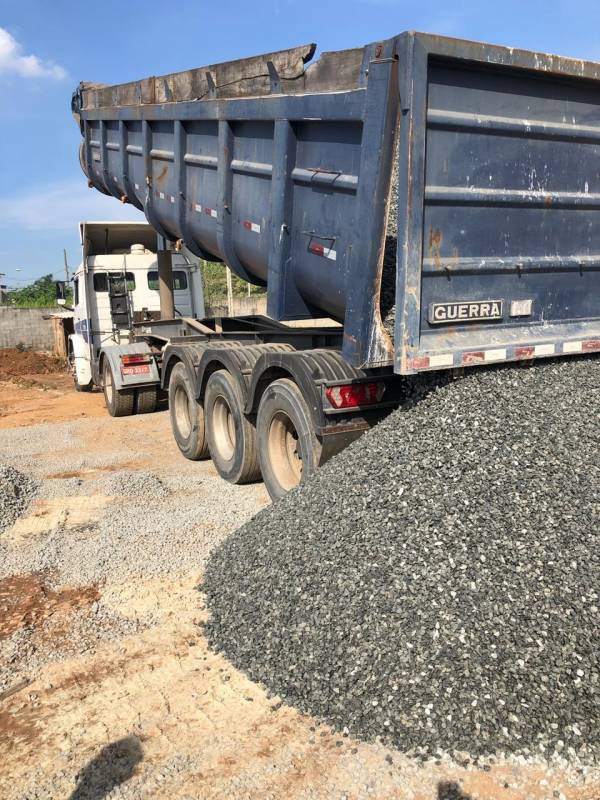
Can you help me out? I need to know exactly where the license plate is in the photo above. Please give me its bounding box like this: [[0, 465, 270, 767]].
[[121, 364, 151, 376], [429, 300, 503, 324]]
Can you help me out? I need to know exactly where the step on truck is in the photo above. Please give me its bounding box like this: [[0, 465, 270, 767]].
[[72, 31, 600, 499]]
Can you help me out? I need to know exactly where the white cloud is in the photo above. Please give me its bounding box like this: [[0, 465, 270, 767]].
[[0, 27, 67, 80], [0, 180, 145, 231]]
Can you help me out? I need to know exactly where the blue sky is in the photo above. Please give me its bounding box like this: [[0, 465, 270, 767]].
[[1, 0, 600, 285]]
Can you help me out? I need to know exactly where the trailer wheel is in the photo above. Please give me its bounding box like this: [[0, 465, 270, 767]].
[[257, 378, 322, 501], [168, 362, 209, 460], [135, 385, 158, 414], [102, 359, 135, 417], [205, 369, 260, 484]]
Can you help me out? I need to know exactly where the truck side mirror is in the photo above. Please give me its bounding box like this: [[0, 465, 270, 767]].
[[55, 280, 67, 305]]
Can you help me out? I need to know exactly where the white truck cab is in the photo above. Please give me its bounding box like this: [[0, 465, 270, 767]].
[[70, 221, 204, 400]]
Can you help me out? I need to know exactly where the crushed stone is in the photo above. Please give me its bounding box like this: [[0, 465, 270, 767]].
[[96, 470, 170, 499], [204, 356, 600, 764], [0, 465, 38, 533]]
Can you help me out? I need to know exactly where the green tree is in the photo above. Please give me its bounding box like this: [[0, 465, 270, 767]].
[[201, 261, 265, 306], [4, 274, 71, 308]]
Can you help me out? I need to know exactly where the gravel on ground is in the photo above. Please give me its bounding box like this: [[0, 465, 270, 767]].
[[1, 371, 599, 798], [204, 356, 600, 765], [0, 412, 268, 688], [0, 465, 38, 533]]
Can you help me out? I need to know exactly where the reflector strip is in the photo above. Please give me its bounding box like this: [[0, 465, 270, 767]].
[[243, 220, 261, 233], [410, 356, 431, 370], [194, 203, 202, 213], [583, 339, 600, 351], [485, 348, 507, 362], [462, 351, 485, 364], [204, 207, 217, 218], [515, 346, 534, 359], [429, 353, 454, 368], [309, 243, 337, 260], [410, 337, 600, 372], [563, 341, 583, 353]]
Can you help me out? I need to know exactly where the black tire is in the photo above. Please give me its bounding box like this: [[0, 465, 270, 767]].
[[102, 358, 135, 417], [168, 362, 209, 460], [257, 378, 322, 501], [135, 385, 158, 414], [204, 369, 260, 484], [74, 378, 93, 393]]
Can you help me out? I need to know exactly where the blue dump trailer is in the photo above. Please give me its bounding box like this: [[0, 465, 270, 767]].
[[73, 32, 600, 498]]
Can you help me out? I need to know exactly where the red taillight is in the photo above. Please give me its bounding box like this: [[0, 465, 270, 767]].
[[326, 381, 385, 409], [120, 354, 151, 366]]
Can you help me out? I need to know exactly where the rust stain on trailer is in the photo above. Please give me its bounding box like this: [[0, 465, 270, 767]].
[[155, 164, 169, 186], [428, 227, 444, 270]]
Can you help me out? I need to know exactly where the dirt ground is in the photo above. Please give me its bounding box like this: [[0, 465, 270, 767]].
[[0, 355, 598, 799], [0, 373, 106, 428], [0, 348, 65, 379]]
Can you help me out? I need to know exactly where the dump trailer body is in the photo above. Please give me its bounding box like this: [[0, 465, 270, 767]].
[[74, 32, 600, 374]]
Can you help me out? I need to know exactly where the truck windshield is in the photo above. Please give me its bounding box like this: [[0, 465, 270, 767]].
[[93, 272, 135, 292], [147, 271, 188, 291]]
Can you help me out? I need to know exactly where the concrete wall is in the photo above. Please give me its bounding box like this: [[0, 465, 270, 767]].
[[205, 295, 267, 317], [0, 307, 55, 350], [204, 295, 341, 328]]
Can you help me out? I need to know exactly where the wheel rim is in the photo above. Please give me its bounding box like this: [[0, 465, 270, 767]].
[[104, 365, 114, 404], [268, 411, 302, 492], [174, 384, 192, 438], [212, 395, 236, 462]]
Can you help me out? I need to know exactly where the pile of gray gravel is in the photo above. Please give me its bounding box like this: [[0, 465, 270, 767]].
[[204, 357, 600, 763], [0, 465, 263, 586], [0, 465, 37, 533], [98, 470, 170, 499]]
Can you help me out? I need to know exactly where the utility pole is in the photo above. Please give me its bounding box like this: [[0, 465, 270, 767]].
[[63, 249, 69, 283]]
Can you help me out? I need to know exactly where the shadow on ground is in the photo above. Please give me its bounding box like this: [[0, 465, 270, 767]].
[[438, 781, 473, 799], [68, 735, 143, 800]]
